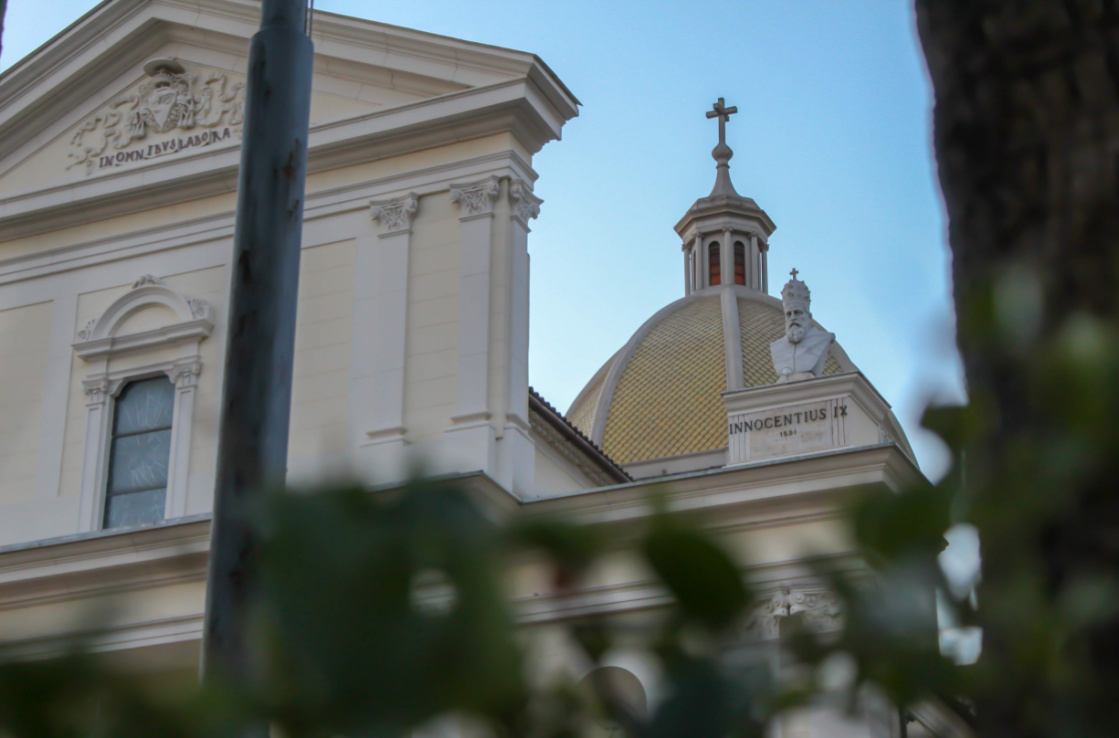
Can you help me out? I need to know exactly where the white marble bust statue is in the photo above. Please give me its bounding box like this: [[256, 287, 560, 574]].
[[769, 270, 835, 383]]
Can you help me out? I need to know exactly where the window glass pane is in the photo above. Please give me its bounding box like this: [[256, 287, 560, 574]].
[[107, 429, 171, 494], [113, 377, 174, 435], [103, 376, 175, 529], [708, 243, 721, 286], [734, 242, 746, 285], [104, 488, 166, 529]]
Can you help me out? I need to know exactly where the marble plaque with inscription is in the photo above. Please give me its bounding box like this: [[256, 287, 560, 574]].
[[727, 398, 849, 463]]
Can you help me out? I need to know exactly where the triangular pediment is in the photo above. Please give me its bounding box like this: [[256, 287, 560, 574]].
[[0, 0, 577, 232], [2, 58, 245, 193]]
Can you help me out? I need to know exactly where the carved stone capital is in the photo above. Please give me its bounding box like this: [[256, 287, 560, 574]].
[[449, 176, 501, 219], [509, 179, 542, 226], [82, 377, 111, 405], [370, 193, 419, 234], [169, 359, 203, 389], [746, 586, 842, 640]]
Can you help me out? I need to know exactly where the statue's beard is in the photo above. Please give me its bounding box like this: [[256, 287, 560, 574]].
[[787, 322, 806, 344]]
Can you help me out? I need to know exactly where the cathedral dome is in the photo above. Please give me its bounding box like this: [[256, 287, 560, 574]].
[[567, 286, 855, 471]]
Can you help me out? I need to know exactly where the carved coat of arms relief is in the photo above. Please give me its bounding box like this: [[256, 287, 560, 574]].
[[67, 58, 244, 174]]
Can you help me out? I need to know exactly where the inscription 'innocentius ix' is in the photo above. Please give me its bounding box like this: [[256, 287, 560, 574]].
[[67, 58, 243, 174], [728, 403, 847, 436]]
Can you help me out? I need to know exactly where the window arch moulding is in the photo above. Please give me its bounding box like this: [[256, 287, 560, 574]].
[[72, 275, 215, 532]]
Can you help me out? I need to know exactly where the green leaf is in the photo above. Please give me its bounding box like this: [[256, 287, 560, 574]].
[[641, 515, 750, 631]]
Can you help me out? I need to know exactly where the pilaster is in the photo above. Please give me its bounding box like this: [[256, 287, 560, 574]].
[[356, 193, 418, 481], [720, 227, 734, 286], [694, 236, 703, 289], [760, 237, 769, 293], [499, 179, 541, 494], [444, 176, 502, 474], [748, 234, 759, 291], [77, 378, 113, 532], [165, 359, 201, 519]]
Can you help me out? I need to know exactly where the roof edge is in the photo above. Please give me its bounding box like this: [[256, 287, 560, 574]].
[[529, 387, 631, 484]]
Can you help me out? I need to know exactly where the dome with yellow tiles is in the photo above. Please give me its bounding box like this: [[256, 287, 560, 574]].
[[567, 97, 867, 475], [567, 287, 855, 472]]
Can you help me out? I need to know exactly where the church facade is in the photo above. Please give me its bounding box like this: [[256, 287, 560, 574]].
[[0, 2, 963, 735]]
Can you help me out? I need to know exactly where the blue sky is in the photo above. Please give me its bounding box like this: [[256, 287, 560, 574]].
[[1, 0, 967, 476]]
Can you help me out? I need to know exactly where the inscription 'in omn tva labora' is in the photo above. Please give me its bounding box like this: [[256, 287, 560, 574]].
[[728, 404, 847, 436], [96, 127, 234, 170]]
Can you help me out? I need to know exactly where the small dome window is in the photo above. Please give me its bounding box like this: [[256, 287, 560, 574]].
[[734, 241, 746, 285], [708, 242, 721, 286]]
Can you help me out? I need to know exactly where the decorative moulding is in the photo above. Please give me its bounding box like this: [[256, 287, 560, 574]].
[[81, 357, 203, 402], [0, 81, 574, 242], [65, 58, 244, 176], [72, 275, 214, 361], [72, 275, 213, 533], [745, 586, 842, 641]]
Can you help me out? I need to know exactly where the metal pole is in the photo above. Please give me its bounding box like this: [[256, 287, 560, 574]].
[[201, 0, 313, 714]]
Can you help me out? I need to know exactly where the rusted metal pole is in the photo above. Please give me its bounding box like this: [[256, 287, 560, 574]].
[[201, 0, 313, 717]]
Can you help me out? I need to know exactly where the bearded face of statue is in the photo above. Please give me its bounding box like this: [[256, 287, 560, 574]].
[[785, 307, 808, 344]]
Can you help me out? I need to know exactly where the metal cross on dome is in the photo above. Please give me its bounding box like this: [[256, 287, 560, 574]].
[[706, 97, 738, 148], [790, 268, 799, 279]]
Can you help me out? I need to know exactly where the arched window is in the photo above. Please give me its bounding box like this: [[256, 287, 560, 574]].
[[708, 241, 721, 286], [103, 376, 174, 528], [734, 241, 746, 285]]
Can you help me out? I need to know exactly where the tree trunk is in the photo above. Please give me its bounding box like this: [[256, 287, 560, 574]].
[[916, 2, 1119, 736]]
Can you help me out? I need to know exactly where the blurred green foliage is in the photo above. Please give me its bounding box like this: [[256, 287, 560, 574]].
[[8, 292, 1119, 738], [5, 1, 1119, 734], [0, 471, 962, 738]]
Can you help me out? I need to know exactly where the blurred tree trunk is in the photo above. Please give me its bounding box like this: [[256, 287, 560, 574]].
[[916, 2, 1119, 736]]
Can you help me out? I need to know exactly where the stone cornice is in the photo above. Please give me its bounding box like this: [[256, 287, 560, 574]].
[[0, 515, 211, 611], [0, 446, 901, 654], [525, 444, 924, 529], [0, 0, 578, 239], [0, 0, 579, 138], [674, 192, 777, 239], [0, 149, 536, 289], [0, 79, 565, 240]]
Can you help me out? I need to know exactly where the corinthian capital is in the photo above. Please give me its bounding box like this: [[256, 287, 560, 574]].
[[449, 176, 501, 218], [370, 193, 419, 234], [509, 179, 543, 226]]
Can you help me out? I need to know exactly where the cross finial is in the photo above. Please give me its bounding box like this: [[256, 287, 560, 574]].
[[790, 268, 799, 279], [706, 97, 738, 148]]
